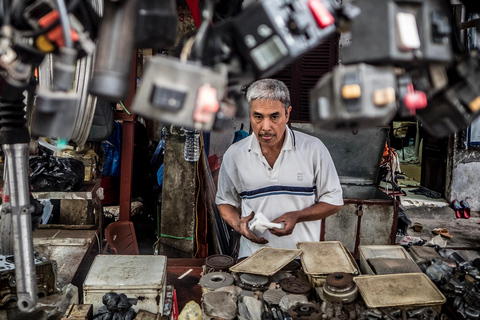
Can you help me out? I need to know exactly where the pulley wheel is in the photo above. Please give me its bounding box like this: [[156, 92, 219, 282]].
[[287, 303, 322, 320], [279, 277, 311, 295], [325, 273, 353, 289], [205, 254, 235, 272]]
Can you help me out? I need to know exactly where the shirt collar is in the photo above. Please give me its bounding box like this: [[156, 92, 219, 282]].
[[248, 126, 295, 155]]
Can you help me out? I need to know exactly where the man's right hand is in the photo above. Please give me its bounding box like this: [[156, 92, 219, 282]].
[[236, 211, 268, 244]]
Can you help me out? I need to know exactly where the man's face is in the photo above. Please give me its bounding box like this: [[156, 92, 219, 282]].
[[250, 99, 292, 149]]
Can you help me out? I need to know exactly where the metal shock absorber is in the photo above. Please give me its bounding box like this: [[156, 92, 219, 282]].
[[0, 93, 37, 312]]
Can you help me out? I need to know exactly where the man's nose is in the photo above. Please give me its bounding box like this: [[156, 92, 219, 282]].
[[261, 118, 272, 131]]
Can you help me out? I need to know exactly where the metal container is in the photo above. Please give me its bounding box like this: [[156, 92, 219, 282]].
[[359, 245, 421, 275], [83, 255, 167, 314], [292, 125, 398, 259], [297, 241, 359, 287], [354, 273, 446, 309]]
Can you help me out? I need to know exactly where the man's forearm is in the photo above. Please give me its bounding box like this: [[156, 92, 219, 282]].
[[217, 204, 242, 231], [293, 202, 342, 223]]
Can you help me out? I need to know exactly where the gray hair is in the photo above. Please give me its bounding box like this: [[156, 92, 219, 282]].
[[246, 79, 291, 112]]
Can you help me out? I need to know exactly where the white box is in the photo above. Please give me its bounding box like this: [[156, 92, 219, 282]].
[[83, 255, 167, 314]]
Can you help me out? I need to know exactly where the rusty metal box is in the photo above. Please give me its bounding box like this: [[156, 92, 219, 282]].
[[292, 125, 398, 259], [83, 255, 167, 314], [359, 245, 421, 275]]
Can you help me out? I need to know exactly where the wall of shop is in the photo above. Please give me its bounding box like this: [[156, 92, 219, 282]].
[[446, 133, 480, 211]]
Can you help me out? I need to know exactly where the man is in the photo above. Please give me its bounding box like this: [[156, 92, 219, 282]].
[[216, 79, 343, 258]]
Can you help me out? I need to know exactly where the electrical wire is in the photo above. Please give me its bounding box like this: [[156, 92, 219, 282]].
[[193, 132, 204, 258], [54, 0, 73, 48]]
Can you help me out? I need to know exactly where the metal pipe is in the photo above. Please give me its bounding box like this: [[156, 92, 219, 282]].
[[3, 143, 37, 312], [0, 156, 14, 255]]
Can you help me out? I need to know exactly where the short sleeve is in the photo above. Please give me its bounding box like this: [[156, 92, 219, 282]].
[[314, 142, 344, 206], [215, 153, 242, 208]]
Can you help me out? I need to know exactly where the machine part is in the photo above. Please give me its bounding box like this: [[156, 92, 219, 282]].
[[199, 272, 234, 291], [367, 258, 422, 275], [426, 260, 453, 283], [131, 55, 227, 131], [134, 0, 177, 49], [0, 160, 14, 255], [279, 277, 311, 295], [237, 273, 269, 291], [287, 304, 322, 320], [0, 254, 58, 308], [465, 307, 480, 320], [310, 63, 398, 130], [333, 301, 343, 317], [89, 0, 139, 101], [344, 303, 357, 320], [281, 260, 302, 273], [3, 144, 37, 312], [323, 273, 358, 303], [342, 0, 453, 65], [421, 307, 438, 320], [232, 0, 341, 78], [202, 291, 238, 320], [205, 254, 235, 273], [263, 288, 287, 305]]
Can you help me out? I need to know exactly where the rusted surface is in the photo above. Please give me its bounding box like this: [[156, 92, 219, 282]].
[[367, 258, 422, 274], [354, 273, 446, 308], [31, 180, 100, 200], [324, 205, 358, 253], [297, 242, 357, 275], [33, 229, 97, 287], [359, 204, 395, 247], [167, 259, 204, 312], [119, 54, 137, 221], [230, 247, 301, 276], [326, 272, 353, 288]]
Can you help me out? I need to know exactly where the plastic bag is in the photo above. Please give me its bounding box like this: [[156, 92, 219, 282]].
[[102, 122, 122, 177], [29, 156, 85, 192]]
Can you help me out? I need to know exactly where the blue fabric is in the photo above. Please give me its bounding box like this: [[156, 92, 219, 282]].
[[232, 129, 249, 144], [239, 185, 316, 199], [157, 164, 164, 187], [102, 122, 122, 177]]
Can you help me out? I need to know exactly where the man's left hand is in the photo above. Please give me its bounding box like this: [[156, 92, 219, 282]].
[[270, 211, 299, 236]]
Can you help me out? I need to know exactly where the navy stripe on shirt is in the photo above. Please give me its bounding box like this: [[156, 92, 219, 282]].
[[240, 185, 315, 199]]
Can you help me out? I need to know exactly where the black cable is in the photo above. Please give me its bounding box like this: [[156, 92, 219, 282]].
[[192, 0, 214, 62], [54, 0, 72, 48]]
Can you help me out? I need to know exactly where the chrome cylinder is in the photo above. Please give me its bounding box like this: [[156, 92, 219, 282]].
[[3, 143, 36, 312], [0, 157, 14, 255]]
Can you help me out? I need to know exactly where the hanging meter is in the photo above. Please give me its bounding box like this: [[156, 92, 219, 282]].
[[131, 55, 227, 131], [416, 52, 480, 137], [342, 0, 453, 66], [310, 63, 397, 130], [232, 0, 344, 78]]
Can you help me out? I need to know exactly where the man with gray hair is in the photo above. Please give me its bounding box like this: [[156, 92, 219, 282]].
[[216, 78, 343, 257]]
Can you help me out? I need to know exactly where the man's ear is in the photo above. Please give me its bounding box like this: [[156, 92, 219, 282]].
[[285, 106, 292, 122]]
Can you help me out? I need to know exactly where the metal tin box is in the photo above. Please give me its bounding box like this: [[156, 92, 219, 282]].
[[297, 241, 359, 287], [83, 255, 167, 314], [359, 245, 421, 275], [292, 125, 398, 259], [354, 273, 446, 309]]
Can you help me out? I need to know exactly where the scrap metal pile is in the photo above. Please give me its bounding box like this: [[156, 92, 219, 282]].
[[0, 0, 480, 312], [197, 242, 480, 320]]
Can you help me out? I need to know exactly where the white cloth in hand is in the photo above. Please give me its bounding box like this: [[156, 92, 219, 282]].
[[249, 212, 283, 233]]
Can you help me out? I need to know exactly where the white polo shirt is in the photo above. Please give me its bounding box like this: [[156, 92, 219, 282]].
[[216, 126, 343, 258]]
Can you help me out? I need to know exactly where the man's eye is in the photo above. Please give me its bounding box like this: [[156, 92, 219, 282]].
[[271, 116, 279, 120]]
